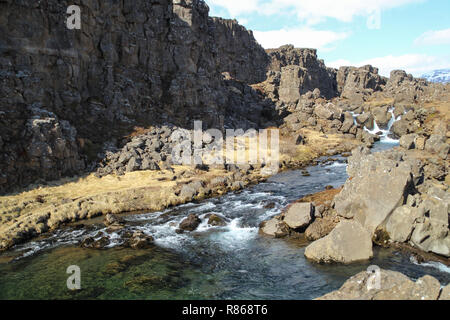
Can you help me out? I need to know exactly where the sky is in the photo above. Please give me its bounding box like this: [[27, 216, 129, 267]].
[[206, 0, 450, 77]]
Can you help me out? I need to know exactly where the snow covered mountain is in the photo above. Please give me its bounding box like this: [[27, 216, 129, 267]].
[[421, 69, 450, 83]]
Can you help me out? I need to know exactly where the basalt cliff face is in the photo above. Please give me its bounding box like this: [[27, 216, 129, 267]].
[[0, 0, 448, 195], [0, 0, 271, 193], [264, 45, 338, 101]]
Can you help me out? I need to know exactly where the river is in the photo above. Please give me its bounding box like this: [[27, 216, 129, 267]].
[[0, 137, 449, 300]]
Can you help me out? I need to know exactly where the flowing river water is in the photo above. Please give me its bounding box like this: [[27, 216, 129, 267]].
[[0, 123, 449, 299]]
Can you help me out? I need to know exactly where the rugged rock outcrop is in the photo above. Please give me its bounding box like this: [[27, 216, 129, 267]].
[[337, 65, 386, 102], [178, 214, 201, 232], [332, 145, 450, 258], [319, 269, 447, 300], [385, 70, 428, 106], [0, 0, 274, 193], [259, 216, 290, 238], [334, 147, 415, 236], [283, 202, 313, 230], [265, 45, 337, 101], [0, 106, 85, 191], [210, 17, 270, 84], [304, 220, 373, 264]]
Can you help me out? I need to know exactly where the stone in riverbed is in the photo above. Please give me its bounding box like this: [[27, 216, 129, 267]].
[[80, 236, 110, 249], [356, 112, 374, 130], [304, 220, 373, 264], [259, 217, 290, 238], [409, 198, 450, 257], [372, 106, 392, 128], [104, 214, 125, 227], [127, 231, 154, 249], [385, 205, 422, 243], [179, 214, 201, 232], [334, 150, 414, 237], [282, 202, 313, 230], [207, 214, 227, 227], [305, 215, 339, 241]]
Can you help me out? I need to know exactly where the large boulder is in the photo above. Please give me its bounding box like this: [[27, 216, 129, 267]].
[[304, 220, 373, 264], [179, 214, 201, 232], [372, 106, 393, 128], [278, 65, 307, 104], [266, 46, 338, 99], [259, 217, 290, 238], [318, 269, 442, 300], [305, 215, 339, 241], [410, 198, 450, 257], [314, 104, 334, 120], [334, 150, 414, 236], [340, 112, 355, 133], [356, 112, 374, 130], [337, 65, 385, 102], [399, 134, 418, 150], [425, 135, 449, 159], [283, 202, 314, 230], [385, 205, 422, 243], [391, 119, 417, 138]]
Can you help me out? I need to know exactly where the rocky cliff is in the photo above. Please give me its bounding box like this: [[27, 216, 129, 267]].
[[264, 45, 337, 101], [0, 0, 447, 195], [0, 0, 272, 193]]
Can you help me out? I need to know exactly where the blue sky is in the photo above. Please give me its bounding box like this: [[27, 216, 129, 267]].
[[206, 0, 450, 77]]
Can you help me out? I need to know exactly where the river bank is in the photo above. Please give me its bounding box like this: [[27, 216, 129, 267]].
[[0, 129, 360, 252], [0, 142, 449, 300]]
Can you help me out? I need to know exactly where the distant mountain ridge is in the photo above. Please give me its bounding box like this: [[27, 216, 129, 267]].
[[421, 69, 450, 83]]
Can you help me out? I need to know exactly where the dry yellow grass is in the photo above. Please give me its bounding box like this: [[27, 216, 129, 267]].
[[0, 165, 245, 250], [279, 129, 359, 166]]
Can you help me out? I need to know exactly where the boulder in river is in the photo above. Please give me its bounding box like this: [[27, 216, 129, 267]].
[[259, 217, 290, 238], [127, 231, 154, 249], [385, 205, 422, 243], [80, 236, 110, 249], [334, 149, 414, 236], [282, 202, 314, 230], [304, 220, 373, 264], [372, 106, 392, 128], [305, 215, 339, 241], [104, 214, 125, 227], [179, 214, 202, 232], [207, 214, 227, 227], [356, 112, 374, 130], [318, 269, 443, 300], [409, 198, 450, 257]]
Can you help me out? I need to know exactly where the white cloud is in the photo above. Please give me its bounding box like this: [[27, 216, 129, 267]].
[[207, 0, 260, 17], [414, 28, 450, 46], [206, 0, 422, 24], [254, 28, 349, 50], [328, 54, 450, 77]]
